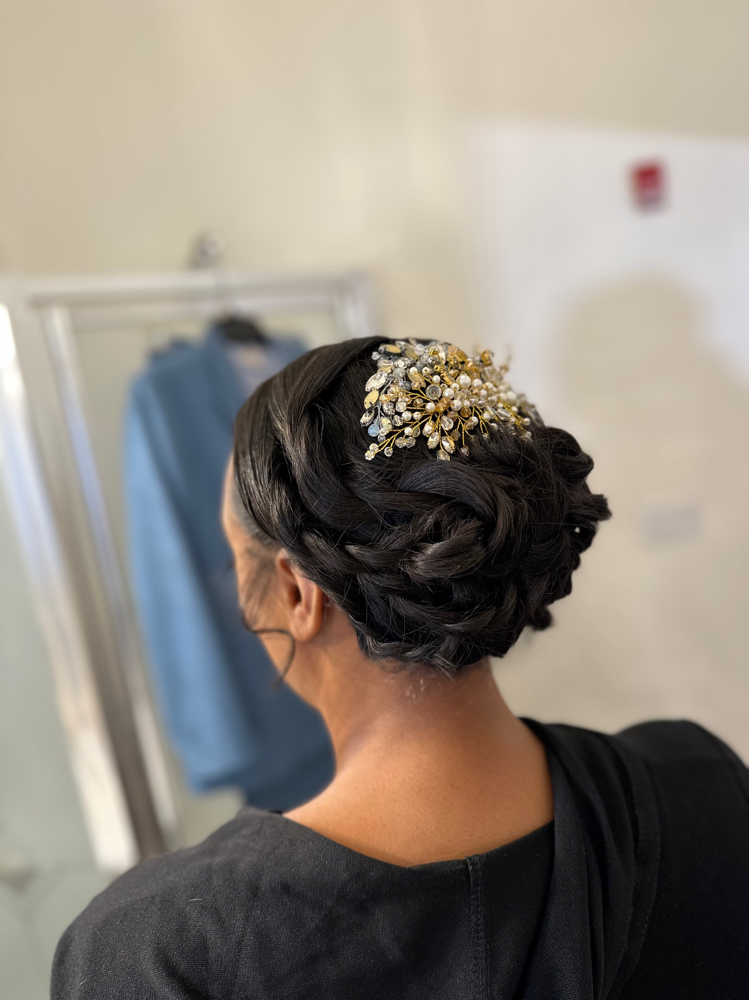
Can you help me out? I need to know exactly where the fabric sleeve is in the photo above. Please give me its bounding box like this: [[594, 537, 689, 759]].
[[51, 901, 195, 1000], [679, 720, 749, 805], [50, 874, 239, 1000], [50, 814, 264, 1000], [617, 717, 748, 784], [613, 719, 749, 1000]]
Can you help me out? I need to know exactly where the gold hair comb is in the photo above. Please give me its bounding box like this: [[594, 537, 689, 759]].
[[361, 340, 538, 461]]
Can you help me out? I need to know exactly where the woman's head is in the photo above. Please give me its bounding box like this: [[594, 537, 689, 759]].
[[227, 336, 610, 679]]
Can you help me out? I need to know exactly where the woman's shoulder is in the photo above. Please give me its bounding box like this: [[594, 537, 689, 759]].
[[615, 718, 749, 830], [51, 808, 295, 999], [615, 717, 748, 770], [531, 715, 746, 772], [86, 805, 290, 908], [532, 716, 749, 842]]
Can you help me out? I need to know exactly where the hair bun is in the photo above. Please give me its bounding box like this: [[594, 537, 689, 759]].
[[234, 338, 611, 675]]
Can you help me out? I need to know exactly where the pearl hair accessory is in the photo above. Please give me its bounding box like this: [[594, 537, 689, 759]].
[[361, 339, 539, 461]]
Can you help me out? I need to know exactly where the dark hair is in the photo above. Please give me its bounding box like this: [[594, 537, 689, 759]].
[[233, 337, 611, 675]]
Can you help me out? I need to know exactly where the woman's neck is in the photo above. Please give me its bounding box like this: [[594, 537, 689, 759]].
[[321, 657, 514, 767], [285, 653, 553, 865]]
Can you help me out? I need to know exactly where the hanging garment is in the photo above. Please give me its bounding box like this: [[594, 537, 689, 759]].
[[124, 327, 334, 809], [52, 719, 749, 998]]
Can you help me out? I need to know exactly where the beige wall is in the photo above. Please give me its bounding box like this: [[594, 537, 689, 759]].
[[2, 0, 749, 344]]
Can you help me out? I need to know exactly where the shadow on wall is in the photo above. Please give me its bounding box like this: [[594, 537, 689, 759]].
[[495, 277, 749, 756]]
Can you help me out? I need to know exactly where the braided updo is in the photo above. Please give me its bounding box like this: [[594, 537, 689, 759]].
[[233, 337, 611, 675]]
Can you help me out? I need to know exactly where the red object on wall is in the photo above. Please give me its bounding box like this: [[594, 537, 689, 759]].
[[631, 161, 666, 209]]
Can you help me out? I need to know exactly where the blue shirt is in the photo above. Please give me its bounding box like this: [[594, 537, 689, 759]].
[[124, 328, 334, 809]]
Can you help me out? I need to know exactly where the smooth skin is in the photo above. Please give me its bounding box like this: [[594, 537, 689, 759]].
[[222, 465, 553, 867]]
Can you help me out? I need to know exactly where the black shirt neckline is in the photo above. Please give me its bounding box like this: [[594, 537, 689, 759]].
[[254, 805, 554, 873]]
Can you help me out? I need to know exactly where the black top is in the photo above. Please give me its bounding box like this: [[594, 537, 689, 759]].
[[52, 719, 749, 999]]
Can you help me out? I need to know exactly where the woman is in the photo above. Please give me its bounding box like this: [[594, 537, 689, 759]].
[[54, 337, 749, 999]]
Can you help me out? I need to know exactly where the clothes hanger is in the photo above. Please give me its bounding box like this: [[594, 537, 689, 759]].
[[213, 314, 268, 345], [187, 232, 270, 347]]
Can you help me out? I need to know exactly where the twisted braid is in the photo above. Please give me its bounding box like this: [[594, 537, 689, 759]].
[[233, 337, 611, 675]]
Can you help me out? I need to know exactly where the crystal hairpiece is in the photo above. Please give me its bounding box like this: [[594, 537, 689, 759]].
[[361, 340, 538, 461]]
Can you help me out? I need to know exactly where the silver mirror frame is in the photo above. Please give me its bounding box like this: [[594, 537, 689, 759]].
[[0, 270, 379, 873]]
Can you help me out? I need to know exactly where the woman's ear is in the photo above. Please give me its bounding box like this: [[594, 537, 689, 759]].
[[274, 550, 326, 642]]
